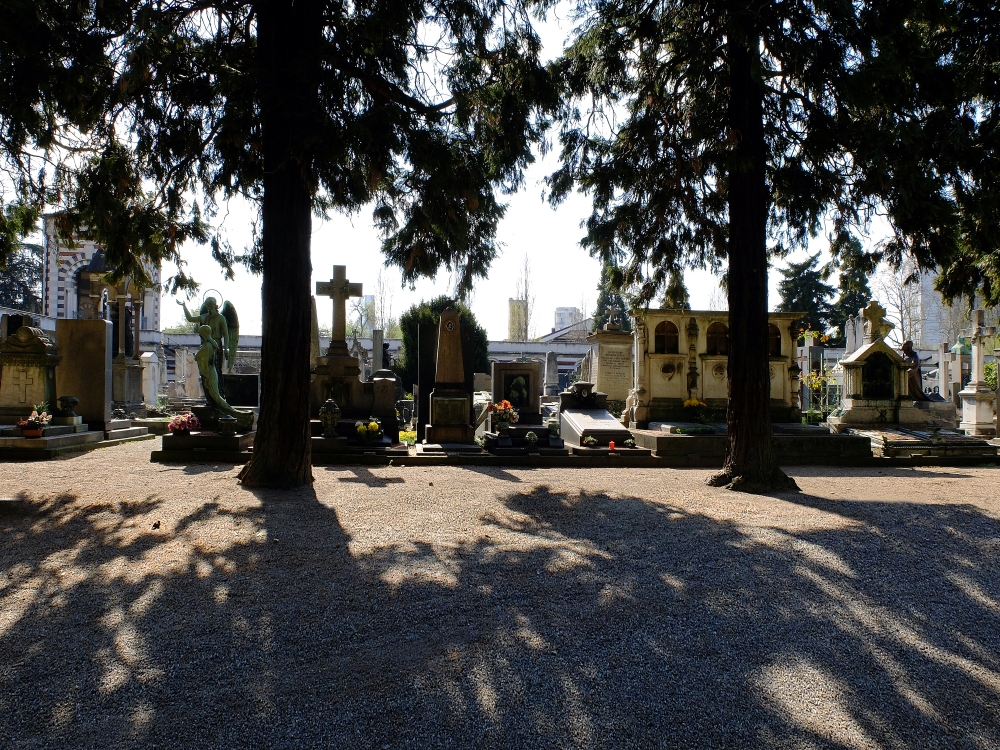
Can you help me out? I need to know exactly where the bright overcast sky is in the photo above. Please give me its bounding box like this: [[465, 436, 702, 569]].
[[153, 11, 828, 339]]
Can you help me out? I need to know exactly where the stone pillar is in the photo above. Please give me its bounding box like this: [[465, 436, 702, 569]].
[[372, 329, 384, 373], [937, 343, 952, 400], [958, 310, 997, 437], [133, 296, 143, 359], [176, 347, 188, 382], [116, 295, 128, 359], [140, 351, 159, 405], [544, 351, 559, 396]]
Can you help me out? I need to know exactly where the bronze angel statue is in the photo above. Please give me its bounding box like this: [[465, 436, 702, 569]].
[[178, 296, 240, 378]]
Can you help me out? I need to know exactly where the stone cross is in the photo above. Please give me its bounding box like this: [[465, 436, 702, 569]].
[[316, 265, 362, 355], [967, 309, 997, 385], [13, 368, 32, 403], [861, 301, 893, 344]]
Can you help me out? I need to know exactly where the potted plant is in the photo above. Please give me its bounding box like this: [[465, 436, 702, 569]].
[[623, 438, 636, 448], [17, 404, 52, 438], [168, 413, 200, 436], [356, 416, 382, 445], [524, 431, 538, 449], [682, 398, 707, 423], [547, 419, 560, 438], [490, 399, 519, 436], [582, 435, 598, 448]]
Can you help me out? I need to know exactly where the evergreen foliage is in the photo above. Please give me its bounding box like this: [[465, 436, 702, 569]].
[[397, 296, 490, 390], [662, 270, 690, 310], [549, 0, 985, 489], [827, 234, 875, 342], [776, 253, 834, 335], [0, 0, 554, 486], [0, 242, 43, 312], [592, 265, 632, 332]]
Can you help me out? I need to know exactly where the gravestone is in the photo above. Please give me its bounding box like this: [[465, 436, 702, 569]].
[[372, 329, 384, 372], [544, 351, 560, 397], [311, 265, 366, 415], [937, 343, 953, 401], [0, 327, 60, 424], [828, 301, 954, 431], [423, 309, 476, 444], [958, 309, 997, 437], [473, 372, 492, 392], [558, 381, 635, 448], [416, 321, 475, 442], [56, 318, 114, 430], [587, 315, 633, 401], [221, 373, 260, 407], [491, 359, 543, 426], [140, 351, 160, 405]]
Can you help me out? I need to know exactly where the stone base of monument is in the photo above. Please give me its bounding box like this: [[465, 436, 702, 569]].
[[425, 424, 477, 444], [150, 431, 256, 463], [851, 428, 999, 458], [560, 409, 634, 448], [192, 405, 256, 434], [630, 423, 874, 464], [416, 442, 485, 455], [0, 425, 154, 460], [482, 428, 570, 456]]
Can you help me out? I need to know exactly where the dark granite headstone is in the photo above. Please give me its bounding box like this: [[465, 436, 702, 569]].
[[415, 321, 475, 442], [222, 373, 260, 407]]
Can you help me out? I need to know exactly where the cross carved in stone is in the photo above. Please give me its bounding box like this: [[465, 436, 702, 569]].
[[861, 300, 893, 343], [12, 368, 33, 403], [316, 265, 363, 352]]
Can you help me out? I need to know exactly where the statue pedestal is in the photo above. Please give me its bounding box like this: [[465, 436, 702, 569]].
[[311, 352, 367, 416], [958, 381, 997, 437]]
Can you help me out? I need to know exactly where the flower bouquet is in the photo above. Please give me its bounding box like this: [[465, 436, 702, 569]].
[[682, 398, 707, 423], [490, 400, 519, 435], [356, 417, 382, 445], [168, 413, 200, 435], [17, 404, 52, 437]]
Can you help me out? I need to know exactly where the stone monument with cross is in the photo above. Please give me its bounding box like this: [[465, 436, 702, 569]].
[[586, 305, 634, 403], [311, 265, 368, 416], [0, 327, 61, 424], [828, 300, 955, 431], [957, 309, 997, 437]]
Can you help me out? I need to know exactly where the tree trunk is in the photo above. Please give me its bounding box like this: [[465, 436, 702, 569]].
[[708, 28, 798, 492], [238, 0, 322, 488]]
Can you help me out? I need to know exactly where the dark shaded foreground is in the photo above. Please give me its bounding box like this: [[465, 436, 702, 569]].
[[1, 478, 998, 749]]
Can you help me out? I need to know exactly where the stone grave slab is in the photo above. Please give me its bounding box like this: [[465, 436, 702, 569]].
[[560, 409, 633, 447]]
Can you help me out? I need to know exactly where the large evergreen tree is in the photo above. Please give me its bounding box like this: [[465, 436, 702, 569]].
[[827, 233, 875, 341], [776, 253, 834, 335], [3, 1, 554, 487], [549, 0, 979, 490], [662, 269, 691, 310], [592, 264, 632, 332], [397, 296, 490, 391], [0, 242, 43, 312]]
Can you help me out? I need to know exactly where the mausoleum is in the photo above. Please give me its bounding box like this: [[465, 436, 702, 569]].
[[628, 310, 802, 426]]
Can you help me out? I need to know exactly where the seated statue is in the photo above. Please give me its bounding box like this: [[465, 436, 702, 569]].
[[900, 340, 931, 401], [195, 325, 254, 426]]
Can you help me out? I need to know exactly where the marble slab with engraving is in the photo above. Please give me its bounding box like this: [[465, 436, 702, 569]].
[[561, 408, 633, 447]]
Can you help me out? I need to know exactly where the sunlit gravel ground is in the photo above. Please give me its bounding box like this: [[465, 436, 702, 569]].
[[1, 441, 999, 749]]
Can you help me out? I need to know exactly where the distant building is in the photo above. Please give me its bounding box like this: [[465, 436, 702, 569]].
[[553, 306, 583, 331], [41, 214, 161, 331]]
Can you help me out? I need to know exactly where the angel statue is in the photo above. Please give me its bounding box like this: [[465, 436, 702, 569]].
[[194, 326, 254, 428], [178, 296, 240, 382]]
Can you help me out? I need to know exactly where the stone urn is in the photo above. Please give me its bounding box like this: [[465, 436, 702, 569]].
[[218, 415, 238, 436], [547, 419, 560, 438], [319, 399, 341, 439], [56, 396, 80, 418]]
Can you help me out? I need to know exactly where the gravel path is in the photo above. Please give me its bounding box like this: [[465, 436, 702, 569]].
[[2, 442, 999, 749]]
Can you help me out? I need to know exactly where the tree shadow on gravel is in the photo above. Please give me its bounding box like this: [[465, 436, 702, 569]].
[[2, 479, 999, 748]]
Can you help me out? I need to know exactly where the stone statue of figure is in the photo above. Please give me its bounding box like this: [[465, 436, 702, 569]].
[[901, 340, 931, 401], [178, 296, 240, 376], [195, 325, 252, 420]]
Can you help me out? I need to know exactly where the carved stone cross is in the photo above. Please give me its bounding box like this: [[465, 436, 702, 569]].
[[316, 265, 363, 355], [861, 300, 893, 344], [12, 368, 33, 403]]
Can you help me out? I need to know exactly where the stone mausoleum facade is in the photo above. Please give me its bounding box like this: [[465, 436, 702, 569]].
[[629, 310, 803, 426], [41, 215, 161, 332]]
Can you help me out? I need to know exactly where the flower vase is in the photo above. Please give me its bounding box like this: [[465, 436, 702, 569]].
[[22, 428, 43, 438]]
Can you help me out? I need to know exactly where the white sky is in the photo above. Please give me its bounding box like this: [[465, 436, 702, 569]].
[[142, 10, 828, 338]]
